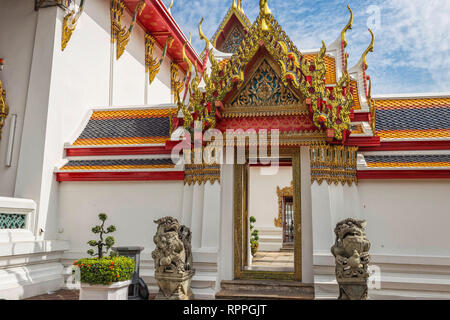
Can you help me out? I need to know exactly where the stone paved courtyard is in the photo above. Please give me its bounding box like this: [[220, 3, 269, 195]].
[[25, 290, 157, 300]]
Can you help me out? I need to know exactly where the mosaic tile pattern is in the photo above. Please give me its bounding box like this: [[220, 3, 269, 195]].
[[374, 98, 450, 140], [60, 158, 176, 171], [73, 108, 176, 146], [0, 213, 26, 229], [365, 154, 450, 168]]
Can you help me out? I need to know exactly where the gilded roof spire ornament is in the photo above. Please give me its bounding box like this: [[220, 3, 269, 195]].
[[168, 0, 174, 13], [341, 5, 353, 49], [232, 0, 237, 10], [259, 0, 271, 32], [198, 17, 210, 51], [239, 0, 244, 12], [362, 28, 374, 70]]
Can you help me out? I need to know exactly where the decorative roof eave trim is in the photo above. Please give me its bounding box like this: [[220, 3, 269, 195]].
[[373, 93, 450, 100], [56, 171, 185, 182], [123, 0, 202, 71], [359, 140, 450, 152], [357, 169, 450, 180]]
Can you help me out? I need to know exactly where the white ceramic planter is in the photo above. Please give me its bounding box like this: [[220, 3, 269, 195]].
[[79, 280, 131, 300]]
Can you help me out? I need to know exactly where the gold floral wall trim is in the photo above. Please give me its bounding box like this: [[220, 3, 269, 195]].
[[146, 34, 174, 85], [0, 80, 9, 140], [171, 63, 185, 104], [275, 181, 293, 228], [184, 164, 221, 186], [111, 0, 145, 60], [310, 144, 358, 186], [61, 0, 85, 51]]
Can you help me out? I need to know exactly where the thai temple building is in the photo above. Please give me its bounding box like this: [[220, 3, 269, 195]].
[[0, 0, 449, 300]]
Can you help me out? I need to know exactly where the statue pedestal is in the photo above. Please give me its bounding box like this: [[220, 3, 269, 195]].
[[337, 278, 368, 300], [155, 270, 195, 300]]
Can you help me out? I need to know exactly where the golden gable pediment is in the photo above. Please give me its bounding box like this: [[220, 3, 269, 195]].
[[223, 57, 307, 118]]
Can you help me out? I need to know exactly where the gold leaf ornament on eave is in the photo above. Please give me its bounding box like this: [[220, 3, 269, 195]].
[[111, 0, 146, 60], [61, 0, 85, 51], [0, 80, 9, 140]]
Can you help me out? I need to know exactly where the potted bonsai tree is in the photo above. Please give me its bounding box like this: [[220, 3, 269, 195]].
[[73, 213, 135, 300]]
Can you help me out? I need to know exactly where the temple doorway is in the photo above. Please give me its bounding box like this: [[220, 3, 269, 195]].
[[233, 151, 302, 281]]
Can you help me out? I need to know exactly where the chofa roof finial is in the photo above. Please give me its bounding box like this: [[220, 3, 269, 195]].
[[341, 5, 353, 49], [362, 28, 375, 70]]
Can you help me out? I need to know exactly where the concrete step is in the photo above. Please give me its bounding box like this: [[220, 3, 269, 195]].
[[216, 280, 314, 300]]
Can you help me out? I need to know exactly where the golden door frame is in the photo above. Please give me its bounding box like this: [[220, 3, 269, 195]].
[[233, 150, 302, 281]]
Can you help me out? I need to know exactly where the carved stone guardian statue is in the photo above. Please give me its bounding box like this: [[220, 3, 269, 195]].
[[152, 217, 195, 300], [331, 218, 371, 300]]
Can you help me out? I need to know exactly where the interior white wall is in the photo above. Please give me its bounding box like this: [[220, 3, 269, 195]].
[[248, 166, 291, 251], [0, 0, 38, 197]]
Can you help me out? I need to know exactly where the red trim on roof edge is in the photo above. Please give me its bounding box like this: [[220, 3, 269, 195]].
[[357, 170, 450, 180], [66, 146, 172, 157], [345, 136, 381, 147], [359, 140, 450, 152], [56, 171, 185, 182], [350, 112, 370, 122]]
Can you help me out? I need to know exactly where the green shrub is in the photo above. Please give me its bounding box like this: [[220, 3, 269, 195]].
[[250, 216, 259, 257], [73, 256, 135, 285]]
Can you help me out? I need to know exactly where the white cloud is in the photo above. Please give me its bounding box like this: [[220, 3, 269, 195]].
[[169, 0, 450, 94]]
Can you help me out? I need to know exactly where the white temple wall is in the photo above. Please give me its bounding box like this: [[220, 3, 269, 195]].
[[13, 1, 176, 242], [0, 0, 38, 197], [313, 179, 450, 299]]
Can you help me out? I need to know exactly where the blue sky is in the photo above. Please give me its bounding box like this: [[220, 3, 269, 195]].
[[168, 0, 450, 95]]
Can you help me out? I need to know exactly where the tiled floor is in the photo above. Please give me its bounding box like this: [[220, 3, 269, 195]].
[[246, 251, 295, 272], [25, 290, 80, 300]]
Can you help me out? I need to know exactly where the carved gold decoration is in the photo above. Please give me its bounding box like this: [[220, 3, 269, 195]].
[[310, 143, 358, 186], [275, 181, 293, 228], [0, 80, 8, 140], [362, 29, 374, 71], [210, 0, 251, 49], [171, 63, 185, 105], [146, 34, 174, 85], [184, 164, 221, 185], [111, 0, 145, 60], [230, 59, 299, 108], [259, 0, 271, 32], [341, 5, 353, 49], [61, 0, 85, 51], [197, 11, 353, 141]]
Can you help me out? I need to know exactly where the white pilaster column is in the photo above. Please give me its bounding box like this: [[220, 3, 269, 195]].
[[201, 181, 221, 249], [300, 146, 313, 283], [181, 184, 194, 227], [190, 183, 205, 249], [14, 7, 59, 240]]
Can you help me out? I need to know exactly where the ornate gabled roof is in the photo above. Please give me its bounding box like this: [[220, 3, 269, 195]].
[[210, 0, 252, 50], [374, 96, 450, 140], [197, 6, 354, 141], [72, 108, 177, 146], [364, 154, 450, 169], [59, 158, 176, 171], [57, 106, 184, 181]]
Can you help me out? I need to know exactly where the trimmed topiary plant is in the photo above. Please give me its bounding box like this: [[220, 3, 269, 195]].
[[250, 216, 259, 257], [87, 213, 116, 259], [73, 256, 135, 285]]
